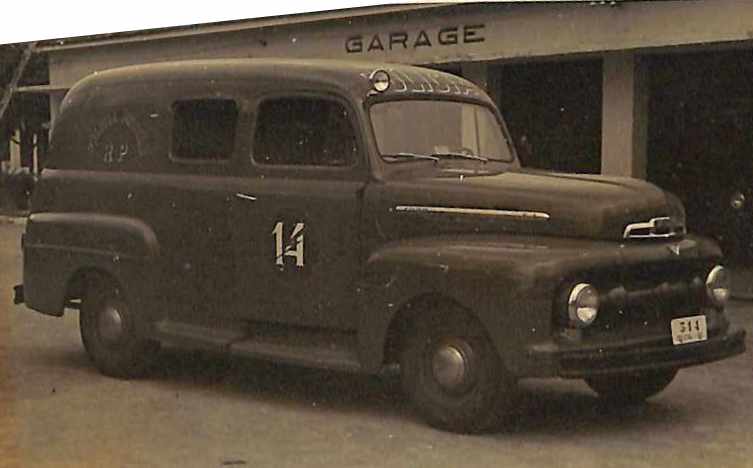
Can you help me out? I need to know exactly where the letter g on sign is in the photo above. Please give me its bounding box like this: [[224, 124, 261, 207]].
[[345, 36, 363, 53]]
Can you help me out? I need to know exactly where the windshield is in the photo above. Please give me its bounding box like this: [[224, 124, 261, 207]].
[[370, 100, 514, 163]]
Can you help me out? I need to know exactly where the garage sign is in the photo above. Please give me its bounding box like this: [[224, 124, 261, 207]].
[[345, 24, 485, 54]]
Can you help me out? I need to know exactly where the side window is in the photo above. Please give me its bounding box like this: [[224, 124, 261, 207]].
[[172, 99, 238, 160], [253, 97, 357, 167]]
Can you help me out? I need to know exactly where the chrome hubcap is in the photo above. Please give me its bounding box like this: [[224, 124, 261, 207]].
[[431, 342, 469, 391], [97, 302, 125, 345]]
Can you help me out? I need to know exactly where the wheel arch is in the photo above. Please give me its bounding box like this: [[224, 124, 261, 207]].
[[357, 278, 502, 373], [65, 267, 124, 304], [381, 293, 468, 366]]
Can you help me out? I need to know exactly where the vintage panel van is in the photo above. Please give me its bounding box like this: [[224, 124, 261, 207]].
[[14, 59, 745, 432]]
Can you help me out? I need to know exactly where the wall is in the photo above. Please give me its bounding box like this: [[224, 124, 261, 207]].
[[46, 1, 753, 89]]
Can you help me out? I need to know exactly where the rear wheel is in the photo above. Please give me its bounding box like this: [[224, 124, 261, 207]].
[[400, 304, 516, 433], [585, 369, 678, 404], [79, 275, 158, 378]]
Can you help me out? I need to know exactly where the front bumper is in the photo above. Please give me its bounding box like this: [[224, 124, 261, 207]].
[[527, 327, 746, 378]]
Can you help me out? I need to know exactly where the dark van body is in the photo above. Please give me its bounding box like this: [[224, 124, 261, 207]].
[[15, 59, 745, 432]]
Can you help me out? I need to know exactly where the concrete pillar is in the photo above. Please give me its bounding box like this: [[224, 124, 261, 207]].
[[486, 65, 502, 111], [601, 51, 649, 179], [49, 93, 64, 129], [10, 129, 21, 169], [462, 62, 491, 93], [462, 62, 503, 116], [36, 126, 49, 171]]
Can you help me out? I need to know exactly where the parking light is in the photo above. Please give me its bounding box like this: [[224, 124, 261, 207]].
[[706, 265, 731, 307]]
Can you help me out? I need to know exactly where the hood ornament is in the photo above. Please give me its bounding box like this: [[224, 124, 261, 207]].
[[623, 216, 685, 239]]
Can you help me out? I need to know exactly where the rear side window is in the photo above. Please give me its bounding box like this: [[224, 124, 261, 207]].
[[172, 99, 238, 160], [252, 97, 357, 167]]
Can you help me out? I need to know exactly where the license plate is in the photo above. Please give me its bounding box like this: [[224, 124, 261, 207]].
[[670, 315, 708, 345]]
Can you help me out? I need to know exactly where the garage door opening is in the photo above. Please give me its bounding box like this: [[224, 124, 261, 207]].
[[647, 49, 753, 264]]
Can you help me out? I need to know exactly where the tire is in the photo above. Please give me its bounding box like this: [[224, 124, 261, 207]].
[[585, 369, 678, 405], [399, 304, 516, 433], [79, 275, 158, 378]]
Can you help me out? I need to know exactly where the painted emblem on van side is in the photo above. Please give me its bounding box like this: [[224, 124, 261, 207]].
[[87, 113, 142, 165], [273, 221, 305, 267]]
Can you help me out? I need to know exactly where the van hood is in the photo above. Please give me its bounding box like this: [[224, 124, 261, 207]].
[[370, 169, 686, 241]]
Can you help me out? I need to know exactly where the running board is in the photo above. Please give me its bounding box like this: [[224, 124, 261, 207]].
[[152, 320, 362, 373], [229, 337, 361, 372], [152, 320, 247, 349]]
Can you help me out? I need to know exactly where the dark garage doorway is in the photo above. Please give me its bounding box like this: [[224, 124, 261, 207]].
[[647, 49, 753, 264], [495, 59, 602, 174]]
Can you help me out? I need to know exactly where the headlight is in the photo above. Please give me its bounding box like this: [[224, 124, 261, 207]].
[[706, 265, 730, 307], [567, 283, 600, 328]]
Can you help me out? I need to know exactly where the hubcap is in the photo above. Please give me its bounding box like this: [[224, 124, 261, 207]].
[[431, 341, 470, 392], [97, 302, 125, 345]]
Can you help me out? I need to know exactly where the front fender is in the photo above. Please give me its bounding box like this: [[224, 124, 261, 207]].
[[355, 236, 558, 374], [22, 212, 159, 316], [355, 234, 722, 376]]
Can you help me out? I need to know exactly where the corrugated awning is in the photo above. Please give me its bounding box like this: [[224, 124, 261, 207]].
[[34, 4, 446, 52]]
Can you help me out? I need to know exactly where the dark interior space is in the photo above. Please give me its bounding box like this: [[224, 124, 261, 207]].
[[647, 49, 753, 264], [495, 59, 602, 174]]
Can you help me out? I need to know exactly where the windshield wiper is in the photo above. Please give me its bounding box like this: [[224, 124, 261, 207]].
[[431, 151, 490, 163], [383, 152, 440, 162]]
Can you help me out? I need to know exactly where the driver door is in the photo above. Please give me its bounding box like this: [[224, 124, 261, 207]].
[[229, 95, 367, 330]]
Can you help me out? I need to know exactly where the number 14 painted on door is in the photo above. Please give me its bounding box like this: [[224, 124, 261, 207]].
[[272, 221, 305, 267]]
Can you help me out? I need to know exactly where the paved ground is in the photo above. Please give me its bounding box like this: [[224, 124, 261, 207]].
[[1, 221, 752, 468]]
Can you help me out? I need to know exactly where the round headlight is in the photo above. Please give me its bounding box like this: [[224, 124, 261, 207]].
[[369, 69, 391, 93], [706, 265, 731, 307], [567, 283, 599, 328]]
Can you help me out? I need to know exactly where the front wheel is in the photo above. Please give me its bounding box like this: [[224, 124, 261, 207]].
[[585, 369, 678, 404], [400, 305, 516, 433], [79, 275, 158, 378]]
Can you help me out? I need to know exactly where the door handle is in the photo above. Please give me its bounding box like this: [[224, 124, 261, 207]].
[[235, 193, 257, 201]]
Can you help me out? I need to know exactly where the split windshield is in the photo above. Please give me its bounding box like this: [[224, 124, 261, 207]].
[[370, 100, 514, 163]]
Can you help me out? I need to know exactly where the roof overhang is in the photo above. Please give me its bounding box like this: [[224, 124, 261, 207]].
[[35, 4, 448, 53]]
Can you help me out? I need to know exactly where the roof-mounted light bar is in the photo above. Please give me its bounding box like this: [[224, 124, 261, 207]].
[[369, 69, 391, 93]]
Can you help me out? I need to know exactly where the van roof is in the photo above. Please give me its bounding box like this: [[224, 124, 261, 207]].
[[63, 58, 491, 105]]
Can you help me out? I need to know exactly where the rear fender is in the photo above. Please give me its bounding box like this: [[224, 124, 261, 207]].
[[22, 212, 159, 317]]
